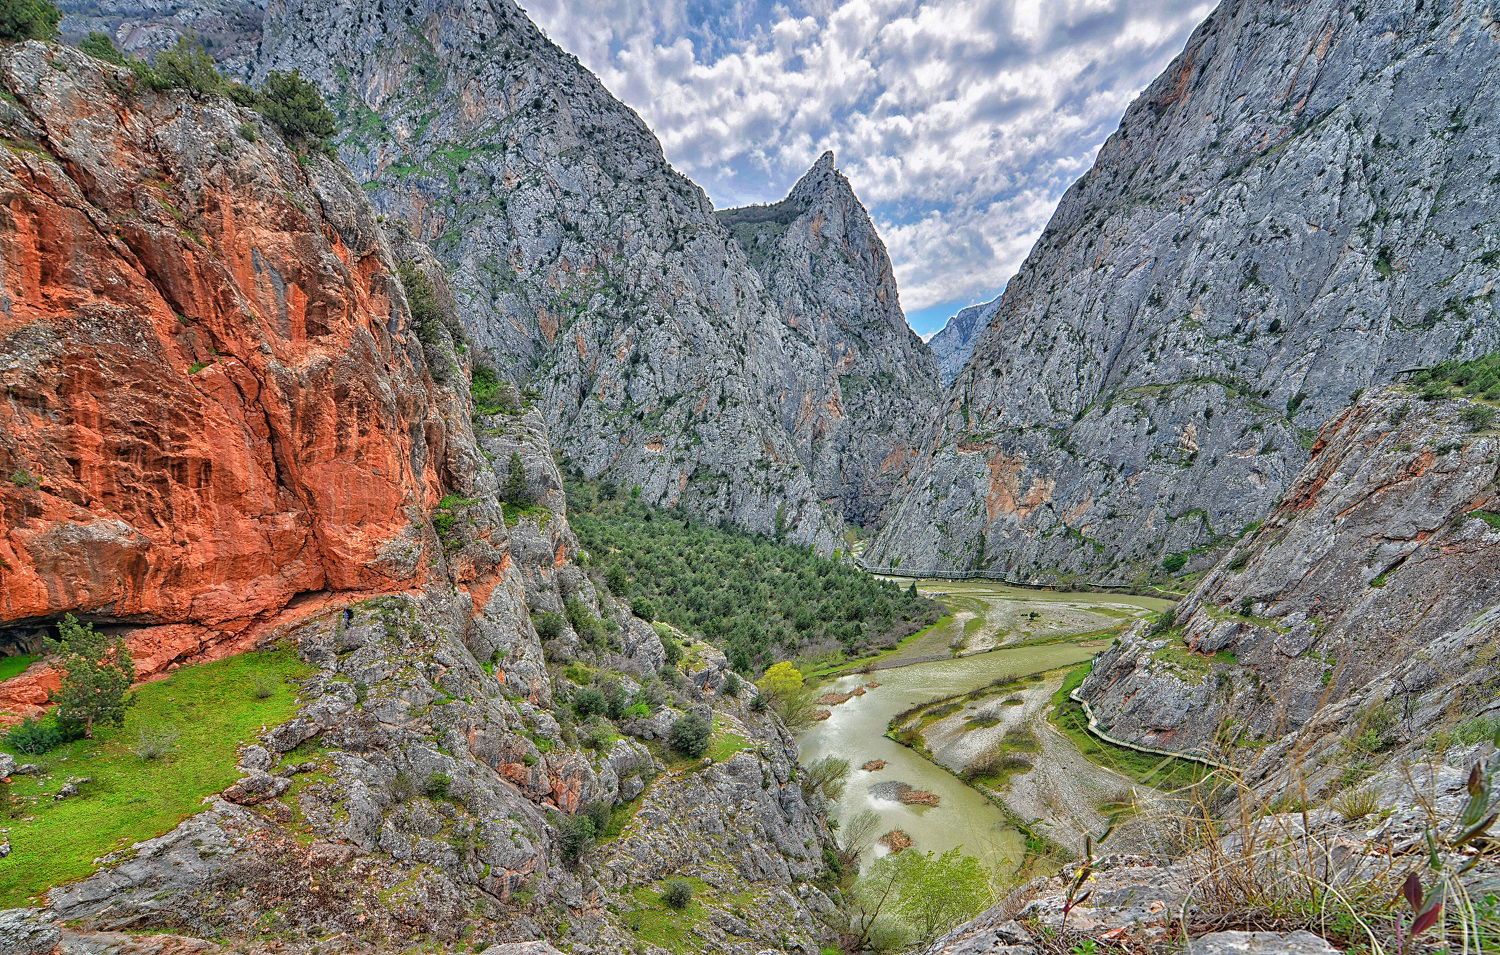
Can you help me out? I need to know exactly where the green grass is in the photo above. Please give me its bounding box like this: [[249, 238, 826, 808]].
[[0, 654, 37, 682], [706, 731, 752, 762], [1047, 663, 1209, 792], [1470, 509, 1500, 530], [625, 878, 711, 952], [0, 648, 312, 906]]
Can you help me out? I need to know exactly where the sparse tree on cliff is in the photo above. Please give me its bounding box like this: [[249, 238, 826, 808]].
[[253, 69, 336, 149], [502, 451, 533, 507], [45, 614, 135, 738], [0, 0, 60, 42], [755, 661, 817, 728]]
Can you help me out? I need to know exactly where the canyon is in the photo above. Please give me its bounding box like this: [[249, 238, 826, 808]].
[[0, 0, 1496, 951]]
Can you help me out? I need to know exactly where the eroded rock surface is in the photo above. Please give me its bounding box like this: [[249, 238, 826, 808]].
[[873, 0, 1499, 582], [1081, 388, 1499, 793]]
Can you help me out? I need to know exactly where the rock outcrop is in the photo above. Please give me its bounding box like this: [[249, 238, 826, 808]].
[[0, 41, 459, 713], [0, 45, 836, 954], [1080, 386, 1499, 793], [871, 0, 1499, 582], [719, 152, 940, 525], [247, 0, 934, 547], [926, 298, 998, 387]]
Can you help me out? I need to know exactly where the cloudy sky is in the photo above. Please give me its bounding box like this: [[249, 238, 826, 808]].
[[522, 0, 1214, 335]]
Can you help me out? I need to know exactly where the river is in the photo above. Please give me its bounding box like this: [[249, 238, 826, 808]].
[[797, 580, 1173, 875]]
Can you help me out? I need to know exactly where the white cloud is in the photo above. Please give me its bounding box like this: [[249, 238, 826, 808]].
[[521, 0, 1212, 316]]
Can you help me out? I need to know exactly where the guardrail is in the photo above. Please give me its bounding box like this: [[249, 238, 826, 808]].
[[855, 559, 1168, 595], [1068, 683, 1231, 771]]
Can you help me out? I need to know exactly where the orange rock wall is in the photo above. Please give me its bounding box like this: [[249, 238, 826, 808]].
[[0, 47, 458, 708]]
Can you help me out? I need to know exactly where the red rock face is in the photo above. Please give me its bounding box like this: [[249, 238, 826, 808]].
[[0, 45, 458, 711]]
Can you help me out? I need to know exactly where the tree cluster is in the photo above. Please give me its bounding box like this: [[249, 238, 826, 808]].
[[567, 481, 940, 673]]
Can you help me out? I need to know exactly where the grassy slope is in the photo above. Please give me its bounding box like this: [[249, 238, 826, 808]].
[[0, 648, 312, 906]]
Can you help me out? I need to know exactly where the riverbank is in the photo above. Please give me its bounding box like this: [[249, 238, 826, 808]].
[[800, 577, 1171, 681], [797, 578, 1178, 875]]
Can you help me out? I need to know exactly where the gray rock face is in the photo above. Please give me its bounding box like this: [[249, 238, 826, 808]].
[[926, 298, 998, 387], [720, 152, 940, 525], [1080, 388, 1500, 792], [247, 0, 935, 548], [872, 0, 1499, 582], [58, 0, 265, 77], [0, 908, 60, 955], [1187, 931, 1339, 954]]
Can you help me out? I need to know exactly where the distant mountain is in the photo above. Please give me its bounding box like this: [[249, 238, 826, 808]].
[[926, 297, 1000, 386], [870, 0, 1499, 583]]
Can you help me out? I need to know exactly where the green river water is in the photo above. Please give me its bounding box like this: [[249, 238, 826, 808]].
[[796, 581, 1173, 874]]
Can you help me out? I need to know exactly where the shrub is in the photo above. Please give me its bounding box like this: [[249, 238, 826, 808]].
[[669, 711, 711, 758], [252, 69, 335, 148], [558, 812, 596, 863], [0, 0, 59, 42], [533, 611, 565, 641], [139, 36, 226, 97], [580, 716, 613, 751], [4, 716, 68, 755], [423, 772, 452, 799], [661, 877, 694, 910], [573, 686, 607, 718], [131, 724, 180, 761], [722, 671, 742, 697], [1162, 551, 1190, 573], [250, 676, 275, 699], [397, 261, 443, 338], [630, 596, 657, 622], [1460, 404, 1497, 431], [78, 31, 128, 65], [501, 451, 532, 507]]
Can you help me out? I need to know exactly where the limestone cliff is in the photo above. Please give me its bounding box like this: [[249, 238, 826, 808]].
[[719, 152, 940, 526], [0, 45, 836, 953], [926, 298, 998, 387], [871, 0, 1499, 582], [1080, 384, 1499, 793], [0, 39, 459, 708], [247, 0, 937, 548]]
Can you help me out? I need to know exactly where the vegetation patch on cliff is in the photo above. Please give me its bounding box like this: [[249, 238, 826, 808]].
[[0, 648, 311, 906], [567, 480, 940, 672]]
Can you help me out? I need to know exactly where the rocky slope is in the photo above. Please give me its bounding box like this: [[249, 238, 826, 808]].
[[0, 45, 836, 954], [871, 0, 1499, 583], [59, 0, 265, 76], [243, 0, 938, 546], [1080, 385, 1499, 793], [719, 152, 939, 525], [925, 298, 998, 387]]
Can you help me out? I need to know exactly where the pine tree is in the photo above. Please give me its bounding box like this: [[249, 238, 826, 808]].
[[0, 0, 60, 42], [45, 614, 135, 738], [502, 451, 532, 506]]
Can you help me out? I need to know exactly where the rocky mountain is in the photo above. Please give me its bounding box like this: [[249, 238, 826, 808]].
[[1079, 382, 1499, 793], [235, 0, 937, 546], [58, 0, 265, 75], [0, 43, 836, 953], [719, 152, 940, 526], [926, 298, 998, 387], [869, 0, 1499, 583]]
